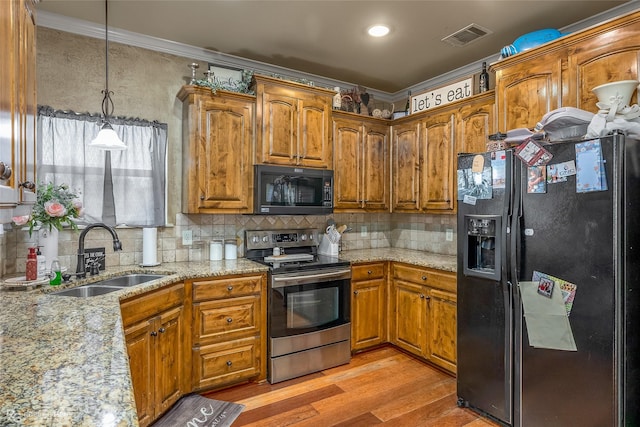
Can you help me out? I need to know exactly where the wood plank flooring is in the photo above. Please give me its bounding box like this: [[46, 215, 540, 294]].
[[202, 346, 500, 427]]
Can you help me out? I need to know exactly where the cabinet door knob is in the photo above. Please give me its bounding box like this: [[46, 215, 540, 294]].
[[421, 275, 427, 281], [200, 195, 205, 200], [150, 331, 158, 336], [0, 162, 12, 180], [227, 285, 233, 291], [226, 360, 233, 367], [158, 327, 166, 333], [425, 295, 431, 300], [353, 290, 359, 295], [19, 181, 35, 190], [420, 294, 425, 299], [227, 317, 233, 323]]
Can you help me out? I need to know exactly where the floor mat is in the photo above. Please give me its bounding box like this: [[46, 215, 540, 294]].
[[152, 394, 245, 427]]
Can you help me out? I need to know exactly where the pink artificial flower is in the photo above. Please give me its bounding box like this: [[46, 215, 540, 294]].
[[72, 198, 83, 210], [12, 215, 31, 226], [44, 201, 67, 217]]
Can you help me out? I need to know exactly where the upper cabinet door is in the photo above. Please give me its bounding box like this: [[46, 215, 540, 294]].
[[457, 93, 495, 155], [260, 90, 298, 165], [178, 86, 255, 214], [333, 117, 363, 210], [392, 121, 421, 212], [362, 122, 389, 212], [420, 111, 454, 211], [298, 92, 332, 168], [566, 13, 640, 110], [494, 50, 564, 131]]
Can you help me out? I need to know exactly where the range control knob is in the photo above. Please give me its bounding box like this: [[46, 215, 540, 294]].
[[262, 236, 269, 243], [300, 234, 307, 241], [251, 236, 259, 243]]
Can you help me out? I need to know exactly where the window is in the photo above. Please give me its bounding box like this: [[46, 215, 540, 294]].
[[37, 106, 167, 227]]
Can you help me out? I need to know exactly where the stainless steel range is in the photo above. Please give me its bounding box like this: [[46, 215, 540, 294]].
[[245, 228, 352, 384]]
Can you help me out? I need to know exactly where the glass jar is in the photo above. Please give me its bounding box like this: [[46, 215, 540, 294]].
[[224, 239, 237, 260]]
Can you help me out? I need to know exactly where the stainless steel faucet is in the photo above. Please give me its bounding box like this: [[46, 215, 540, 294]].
[[75, 223, 123, 278]]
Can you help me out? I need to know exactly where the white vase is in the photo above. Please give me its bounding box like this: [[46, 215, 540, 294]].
[[38, 227, 59, 271]]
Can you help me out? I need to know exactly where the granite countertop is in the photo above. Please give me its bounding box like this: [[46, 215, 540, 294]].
[[0, 249, 455, 426]]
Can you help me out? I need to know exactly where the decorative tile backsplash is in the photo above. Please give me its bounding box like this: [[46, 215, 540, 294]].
[[0, 213, 456, 277]]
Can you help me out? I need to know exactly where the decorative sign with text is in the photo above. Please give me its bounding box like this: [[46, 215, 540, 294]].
[[410, 77, 473, 114]]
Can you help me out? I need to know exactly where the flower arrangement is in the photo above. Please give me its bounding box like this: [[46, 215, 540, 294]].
[[12, 182, 83, 236]]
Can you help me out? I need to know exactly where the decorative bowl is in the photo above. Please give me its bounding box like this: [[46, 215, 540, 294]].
[[592, 80, 639, 107]]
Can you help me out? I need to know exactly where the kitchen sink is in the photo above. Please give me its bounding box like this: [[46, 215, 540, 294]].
[[86, 273, 167, 288], [50, 273, 167, 297], [52, 285, 124, 297]]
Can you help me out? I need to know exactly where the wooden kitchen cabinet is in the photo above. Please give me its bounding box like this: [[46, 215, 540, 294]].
[[351, 262, 388, 351], [493, 50, 564, 132], [121, 283, 188, 427], [420, 109, 455, 211], [492, 10, 640, 132], [393, 95, 494, 213], [391, 120, 421, 211], [333, 113, 390, 212], [254, 74, 333, 169], [191, 273, 267, 391], [177, 86, 254, 214], [457, 92, 495, 155], [0, 0, 36, 214], [390, 263, 457, 373]]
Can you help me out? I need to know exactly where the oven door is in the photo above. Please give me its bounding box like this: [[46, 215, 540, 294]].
[[269, 267, 351, 339]]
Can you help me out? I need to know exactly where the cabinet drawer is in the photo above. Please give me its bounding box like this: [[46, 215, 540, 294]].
[[121, 283, 185, 327], [193, 295, 261, 344], [352, 262, 386, 281], [392, 263, 455, 293], [192, 336, 261, 391], [193, 274, 264, 302]]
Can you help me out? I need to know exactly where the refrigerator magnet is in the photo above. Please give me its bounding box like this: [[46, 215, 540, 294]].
[[546, 164, 568, 184], [515, 138, 553, 166], [527, 166, 547, 193], [537, 277, 555, 298], [576, 140, 608, 192]]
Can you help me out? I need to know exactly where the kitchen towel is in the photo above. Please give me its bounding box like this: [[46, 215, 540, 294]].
[[152, 394, 244, 427], [142, 227, 159, 266]]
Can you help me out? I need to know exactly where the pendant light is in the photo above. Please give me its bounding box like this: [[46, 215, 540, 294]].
[[90, 0, 127, 150]]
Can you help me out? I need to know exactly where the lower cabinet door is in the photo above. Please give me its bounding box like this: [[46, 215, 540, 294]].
[[352, 278, 386, 351], [192, 336, 261, 391], [155, 306, 185, 416], [391, 280, 428, 357], [427, 289, 457, 373], [124, 319, 155, 427]]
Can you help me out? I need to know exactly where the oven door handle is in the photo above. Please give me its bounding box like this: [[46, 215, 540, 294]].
[[271, 268, 352, 288]]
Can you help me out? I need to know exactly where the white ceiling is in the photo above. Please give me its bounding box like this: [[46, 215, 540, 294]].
[[36, 0, 634, 94]]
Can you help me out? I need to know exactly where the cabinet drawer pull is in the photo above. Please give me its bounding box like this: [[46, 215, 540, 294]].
[[227, 285, 233, 291], [226, 317, 233, 323], [19, 181, 35, 190], [158, 327, 166, 333], [150, 331, 158, 336], [421, 275, 427, 281], [367, 270, 373, 275], [226, 360, 233, 367]]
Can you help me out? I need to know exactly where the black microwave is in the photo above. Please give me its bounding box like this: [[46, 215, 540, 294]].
[[254, 165, 333, 215]]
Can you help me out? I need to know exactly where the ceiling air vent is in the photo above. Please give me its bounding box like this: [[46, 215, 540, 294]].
[[442, 23, 492, 47]]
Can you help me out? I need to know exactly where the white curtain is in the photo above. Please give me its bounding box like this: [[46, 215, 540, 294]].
[[37, 106, 167, 227]]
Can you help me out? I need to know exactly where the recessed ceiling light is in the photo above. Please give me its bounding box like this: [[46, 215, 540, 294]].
[[368, 24, 390, 37]]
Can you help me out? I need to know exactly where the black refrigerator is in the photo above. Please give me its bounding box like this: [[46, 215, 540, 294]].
[[456, 133, 640, 426]]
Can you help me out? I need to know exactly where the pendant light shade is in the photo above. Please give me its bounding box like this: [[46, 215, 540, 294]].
[[91, 123, 127, 150], [90, 0, 126, 151]]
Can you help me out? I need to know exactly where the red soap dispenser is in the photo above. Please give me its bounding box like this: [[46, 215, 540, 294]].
[[26, 247, 38, 281]]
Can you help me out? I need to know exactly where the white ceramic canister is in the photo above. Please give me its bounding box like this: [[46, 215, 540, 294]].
[[224, 239, 237, 260], [210, 239, 224, 261]]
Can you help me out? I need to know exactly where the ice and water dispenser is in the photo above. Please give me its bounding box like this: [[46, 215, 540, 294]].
[[463, 215, 501, 281]]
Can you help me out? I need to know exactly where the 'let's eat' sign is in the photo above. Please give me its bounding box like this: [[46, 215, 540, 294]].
[[410, 77, 473, 114]]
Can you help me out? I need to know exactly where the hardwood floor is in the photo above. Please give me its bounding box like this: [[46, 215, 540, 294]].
[[202, 346, 500, 427]]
